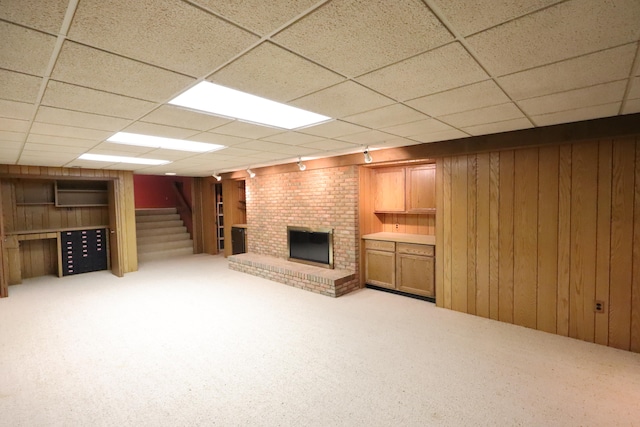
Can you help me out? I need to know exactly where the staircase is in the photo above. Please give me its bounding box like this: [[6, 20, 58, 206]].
[[136, 208, 193, 262]]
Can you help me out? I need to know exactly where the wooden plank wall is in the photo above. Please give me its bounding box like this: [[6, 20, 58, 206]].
[[221, 179, 247, 257], [0, 165, 138, 281], [435, 137, 640, 353], [377, 213, 435, 235]]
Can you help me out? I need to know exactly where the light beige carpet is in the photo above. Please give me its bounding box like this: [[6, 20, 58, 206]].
[[0, 254, 638, 426]]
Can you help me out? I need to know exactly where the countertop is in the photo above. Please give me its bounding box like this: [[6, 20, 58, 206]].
[[362, 232, 435, 246]]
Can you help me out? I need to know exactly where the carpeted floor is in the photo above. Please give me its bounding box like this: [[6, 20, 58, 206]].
[[0, 254, 638, 426]]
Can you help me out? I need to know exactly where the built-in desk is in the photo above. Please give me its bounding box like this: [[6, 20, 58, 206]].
[[362, 232, 435, 300], [4, 225, 109, 284]]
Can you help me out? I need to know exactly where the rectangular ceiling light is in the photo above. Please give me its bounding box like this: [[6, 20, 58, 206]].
[[78, 153, 171, 165], [107, 132, 225, 153], [169, 81, 332, 130]]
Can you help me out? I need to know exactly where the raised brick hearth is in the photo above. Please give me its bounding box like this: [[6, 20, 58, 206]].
[[228, 253, 359, 297]]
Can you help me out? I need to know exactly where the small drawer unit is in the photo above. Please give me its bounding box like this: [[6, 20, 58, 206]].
[[61, 228, 108, 276]]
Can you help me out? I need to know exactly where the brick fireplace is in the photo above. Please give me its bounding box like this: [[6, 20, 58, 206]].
[[228, 165, 360, 297]]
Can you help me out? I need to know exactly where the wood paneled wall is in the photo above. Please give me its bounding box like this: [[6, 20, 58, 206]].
[[377, 213, 435, 235], [0, 165, 138, 297], [436, 137, 640, 353], [222, 178, 247, 257]]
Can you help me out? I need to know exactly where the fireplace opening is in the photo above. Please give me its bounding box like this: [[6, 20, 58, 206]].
[[287, 226, 334, 269]]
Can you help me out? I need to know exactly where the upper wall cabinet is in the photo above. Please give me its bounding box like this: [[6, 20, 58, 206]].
[[373, 164, 435, 214], [55, 180, 108, 207], [406, 164, 435, 213], [374, 167, 405, 212]]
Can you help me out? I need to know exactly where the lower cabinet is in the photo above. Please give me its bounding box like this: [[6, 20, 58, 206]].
[[61, 229, 108, 276], [364, 239, 435, 298]]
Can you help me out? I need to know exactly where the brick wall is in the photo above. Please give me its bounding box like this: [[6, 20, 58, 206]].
[[245, 165, 359, 279]]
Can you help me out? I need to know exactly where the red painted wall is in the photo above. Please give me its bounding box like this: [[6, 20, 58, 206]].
[[133, 175, 193, 208]]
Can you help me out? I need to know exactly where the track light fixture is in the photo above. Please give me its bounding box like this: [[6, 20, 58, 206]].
[[363, 146, 373, 164], [247, 168, 256, 178], [297, 157, 306, 171], [212, 172, 221, 181]]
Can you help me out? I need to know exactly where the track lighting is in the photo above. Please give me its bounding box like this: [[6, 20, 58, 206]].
[[363, 146, 373, 164], [297, 157, 306, 171], [212, 172, 221, 181], [247, 168, 256, 178]]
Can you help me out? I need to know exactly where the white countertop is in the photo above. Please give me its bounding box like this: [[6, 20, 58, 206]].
[[362, 232, 435, 246]]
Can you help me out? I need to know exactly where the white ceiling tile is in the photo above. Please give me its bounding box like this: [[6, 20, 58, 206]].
[[35, 106, 130, 131], [440, 103, 524, 128], [209, 42, 345, 102], [187, 132, 250, 146], [628, 76, 640, 99], [518, 81, 627, 116], [532, 103, 621, 127], [18, 156, 74, 167], [462, 117, 533, 136], [297, 120, 369, 138], [67, 0, 258, 76], [381, 119, 457, 137], [498, 44, 637, 100], [0, 131, 26, 142], [214, 147, 258, 157], [93, 142, 155, 154], [406, 80, 510, 117], [431, 0, 562, 36], [27, 133, 98, 148], [123, 122, 200, 140], [0, 149, 19, 164], [0, 22, 56, 76], [299, 140, 359, 151], [51, 41, 196, 102], [409, 129, 469, 144], [42, 81, 157, 119], [191, 0, 320, 35], [0, 69, 42, 103], [20, 150, 79, 161], [467, 0, 640, 75], [210, 121, 284, 139], [291, 81, 394, 118], [261, 132, 326, 145], [141, 106, 232, 131], [622, 99, 640, 115], [0, 0, 68, 34], [30, 122, 111, 141], [0, 99, 34, 120], [273, 0, 453, 77], [343, 104, 429, 128], [23, 142, 88, 154], [0, 117, 29, 133], [232, 140, 296, 153], [337, 130, 396, 144], [357, 43, 489, 101]]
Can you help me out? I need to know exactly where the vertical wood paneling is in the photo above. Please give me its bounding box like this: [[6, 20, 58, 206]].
[[476, 153, 490, 318], [569, 142, 598, 342], [467, 155, 477, 315], [435, 159, 444, 307], [557, 144, 572, 336], [513, 148, 539, 329], [595, 140, 612, 346], [537, 146, 559, 334], [632, 138, 640, 352], [451, 156, 468, 312], [443, 157, 452, 309], [609, 139, 635, 350], [498, 150, 514, 323], [489, 152, 500, 320], [0, 180, 7, 297]]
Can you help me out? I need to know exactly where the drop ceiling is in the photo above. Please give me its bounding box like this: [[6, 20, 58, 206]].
[[1, 0, 639, 176]]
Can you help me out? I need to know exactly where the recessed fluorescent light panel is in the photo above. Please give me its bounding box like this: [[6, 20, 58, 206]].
[[169, 81, 332, 130], [107, 132, 225, 153], [79, 153, 171, 165]]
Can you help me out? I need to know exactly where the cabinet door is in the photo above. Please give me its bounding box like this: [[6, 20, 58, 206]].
[[365, 249, 396, 289], [396, 253, 435, 297], [374, 168, 405, 212], [406, 164, 436, 212]]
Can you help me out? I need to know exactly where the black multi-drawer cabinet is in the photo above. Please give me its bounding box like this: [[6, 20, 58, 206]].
[[61, 229, 108, 276]]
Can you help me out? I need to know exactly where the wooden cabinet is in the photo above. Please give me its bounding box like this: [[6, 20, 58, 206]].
[[55, 180, 108, 207], [364, 239, 396, 288], [406, 164, 435, 212], [373, 164, 435, 213], [396, 243, 435, 297], [364, 236, 435, 299], [374, 167, 405, 212]]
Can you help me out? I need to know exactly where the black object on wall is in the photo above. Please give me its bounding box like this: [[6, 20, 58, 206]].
[[231, 226, 246, 255], [61, 229, 108, 276]]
